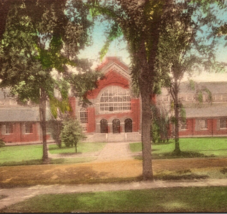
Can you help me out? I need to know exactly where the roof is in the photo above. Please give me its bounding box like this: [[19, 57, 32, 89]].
[[0, 107, 52, 122], [179, 81, 227, 94], [96, 57, 130, 74], [185, 104, 227, 118]]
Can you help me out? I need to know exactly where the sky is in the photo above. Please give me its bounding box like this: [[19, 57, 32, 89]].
[[78, 11, 227, 83]]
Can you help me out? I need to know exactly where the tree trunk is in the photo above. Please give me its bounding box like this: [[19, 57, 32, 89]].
[[173, 80, 181, 155], [140, 85, 153, 180], [39, 87, 49, 163]]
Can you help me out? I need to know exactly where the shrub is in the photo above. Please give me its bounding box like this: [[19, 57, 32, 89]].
[[0, 139, 5, 147], [60, 118, 86, 153]]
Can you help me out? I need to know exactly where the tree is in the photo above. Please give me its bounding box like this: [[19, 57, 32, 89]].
[[89, 0, 173, 180], [155, 1, 225, 155], [60, 118, 86, 153], [0, 0, 99, 162]]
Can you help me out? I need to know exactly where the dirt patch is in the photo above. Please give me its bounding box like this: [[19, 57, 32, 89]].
[[1, 158, 227, 187]]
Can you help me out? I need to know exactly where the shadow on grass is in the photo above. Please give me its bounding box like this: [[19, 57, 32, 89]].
[[0, 157, 94, 167], [134, 151, 215, 160]]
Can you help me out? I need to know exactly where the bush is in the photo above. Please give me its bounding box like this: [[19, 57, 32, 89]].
[[0, 139, 5, 147], [60, 118, 86, 153]]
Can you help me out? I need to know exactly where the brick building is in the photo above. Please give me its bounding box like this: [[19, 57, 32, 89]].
[[1, 57, 226, 144], [69, 57, 142, 142], [0, 88, 51, 144]]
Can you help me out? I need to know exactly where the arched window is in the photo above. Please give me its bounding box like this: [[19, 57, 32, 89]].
[[80, 108, 88, 123], [112, 119, 120, 133], [100, 119, 108, 133], [100, 86, 131, 112], [125, 118, 132, 132]]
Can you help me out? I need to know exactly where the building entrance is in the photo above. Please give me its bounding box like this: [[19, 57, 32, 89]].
[[125, 118, 132, 132], [100, 119, 108, 133], [112, 119, 120, 133]]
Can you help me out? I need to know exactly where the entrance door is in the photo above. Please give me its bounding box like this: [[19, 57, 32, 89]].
[[112, 119, 120, 133], [100, 119, 108, 133], [125, 118, 132, 132]]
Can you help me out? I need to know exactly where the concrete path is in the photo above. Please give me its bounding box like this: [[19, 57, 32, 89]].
[[1, 178, 227, 210], [94, 142, 136, 162]]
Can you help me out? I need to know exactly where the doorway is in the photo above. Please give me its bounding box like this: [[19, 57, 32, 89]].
[[112, 119, 120, 133]]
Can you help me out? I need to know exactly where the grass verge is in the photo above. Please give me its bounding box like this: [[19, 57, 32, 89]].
[[2, 186, 227, 212], [130, 138, 227, 158]]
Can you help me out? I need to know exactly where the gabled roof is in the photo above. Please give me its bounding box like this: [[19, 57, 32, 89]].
[[96, 57, 131, 80]]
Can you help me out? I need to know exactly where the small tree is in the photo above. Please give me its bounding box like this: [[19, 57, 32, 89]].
[[60, 118, 86, 153]]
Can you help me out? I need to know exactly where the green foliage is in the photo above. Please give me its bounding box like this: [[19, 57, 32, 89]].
[[60, 118, 86, 152], [151, 105, 169, 144]]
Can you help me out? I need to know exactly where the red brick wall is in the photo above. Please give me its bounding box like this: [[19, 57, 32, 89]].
[[0, 122, 42, 143], [178, 118, 227, 137], [68, 97, 76, 118], [131, 98, 140, 132], [87, 107, 96, 132]]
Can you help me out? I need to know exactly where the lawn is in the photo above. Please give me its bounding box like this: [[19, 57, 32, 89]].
[[0, 142, 106, 166], [48, 142, 106, 154], [3, 186, 227, 213], [130, 138, 227, 158]]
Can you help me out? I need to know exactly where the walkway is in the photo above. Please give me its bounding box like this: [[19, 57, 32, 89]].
[[1, 179, 227, 210], [48, 141, 139, 161], [94, 142, 136, 162]]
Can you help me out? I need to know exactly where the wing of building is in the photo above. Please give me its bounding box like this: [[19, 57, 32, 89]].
[[156, 81, 227, 137]]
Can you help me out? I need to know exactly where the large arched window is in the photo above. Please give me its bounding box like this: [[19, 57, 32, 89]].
[[100, 86, 131, 112]]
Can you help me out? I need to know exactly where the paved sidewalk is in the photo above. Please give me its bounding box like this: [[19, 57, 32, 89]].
[[1, 178, 227, 210]]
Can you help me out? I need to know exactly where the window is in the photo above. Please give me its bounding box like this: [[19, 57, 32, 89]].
[[5, 124, 13, 134], [180, 121, 188, 130], [100, 86, 131, 112], [25, 123, 33, 133], [199, 119, 208, 130], [80, 108, 88, 123], [220, 118, 227, 129]]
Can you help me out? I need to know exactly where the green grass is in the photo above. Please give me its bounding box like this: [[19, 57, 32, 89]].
[[3, 186, 227, 212], [130, 138, 227, 158], [0, 144, 43, 164], [0, 142, 105, 166], [48, 142, 106, 154]]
